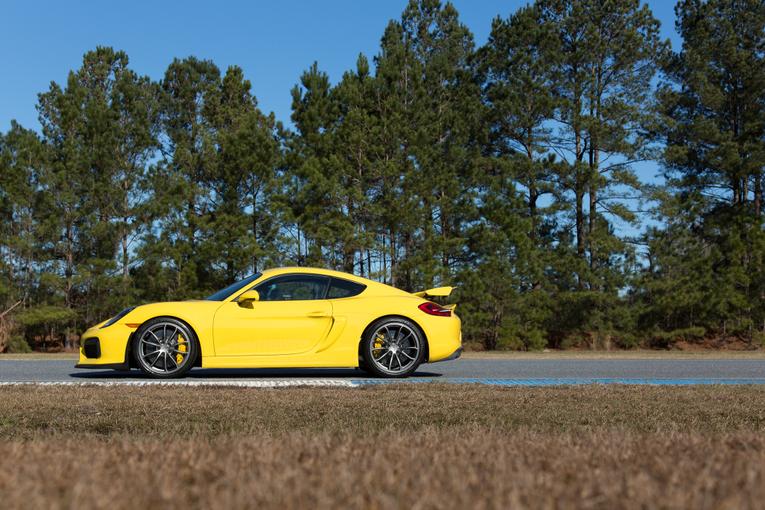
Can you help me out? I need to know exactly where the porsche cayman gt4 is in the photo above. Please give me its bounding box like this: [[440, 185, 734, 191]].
[[76, 267, 462, 378]]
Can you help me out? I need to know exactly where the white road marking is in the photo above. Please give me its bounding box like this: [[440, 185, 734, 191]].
[[0, 379, 360, 388]]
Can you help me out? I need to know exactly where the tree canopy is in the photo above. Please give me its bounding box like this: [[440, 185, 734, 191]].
[[1, 0, 764, 351]]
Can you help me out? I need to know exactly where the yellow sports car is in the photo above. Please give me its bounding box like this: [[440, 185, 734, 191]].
[[76, 267, 462, 378]]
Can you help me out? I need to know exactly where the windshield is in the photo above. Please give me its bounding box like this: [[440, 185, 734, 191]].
[[205, 273, 262, 301]]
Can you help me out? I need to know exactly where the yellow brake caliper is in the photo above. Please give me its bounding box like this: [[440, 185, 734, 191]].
[[176, 333, 187, 364], [374, 332, 385, 353]]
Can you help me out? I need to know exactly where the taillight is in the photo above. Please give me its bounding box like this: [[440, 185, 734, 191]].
[[418, 301, 452, 317]]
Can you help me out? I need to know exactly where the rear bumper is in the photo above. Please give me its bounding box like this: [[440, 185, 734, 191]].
[[423, 315, 462, 362], [432, 345, 462, 363]]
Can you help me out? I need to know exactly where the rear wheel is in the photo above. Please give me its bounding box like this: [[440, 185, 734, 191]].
[[361, 318, 424, 378], [132, 317, 198, 379]]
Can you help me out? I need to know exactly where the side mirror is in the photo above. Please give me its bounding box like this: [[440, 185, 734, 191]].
[[237, 289, 260, 308]]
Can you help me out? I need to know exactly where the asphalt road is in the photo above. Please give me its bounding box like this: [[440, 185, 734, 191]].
[[2, 358, 765, 385]]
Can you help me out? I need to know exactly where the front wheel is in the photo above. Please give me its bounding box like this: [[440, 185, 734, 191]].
[[361, 318, 424, 378], [132, 317, 198, 379]]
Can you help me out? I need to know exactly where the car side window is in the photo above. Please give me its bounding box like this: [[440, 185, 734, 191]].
[[254, 275, 330, 301], [327, 278, 366, 299]]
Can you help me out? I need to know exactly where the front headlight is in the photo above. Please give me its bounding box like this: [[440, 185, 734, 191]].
[[100, 306, 136, 329]]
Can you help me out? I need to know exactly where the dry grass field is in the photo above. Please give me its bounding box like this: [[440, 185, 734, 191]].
[[1, 384, 765, 509]]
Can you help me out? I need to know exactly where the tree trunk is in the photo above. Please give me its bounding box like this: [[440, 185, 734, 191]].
[[742, 176, 749, 202], [440, 191, 449, 280], [589, 146, 599, 271], [526, 135, 537, 241], [755, 171, 762, 217], [121, 226, 129, 282], [65, 221, 74, 309], [252, 201, 258, 274], [343, 199, 355, 273], [186, 197, 196, 288], [343, 248, 355, 274], [64, 219, 75, 349], [575, 172, 585, 259], [122, 179, 130, 283], [529, 186, 538, 241], [574, 99, 586, 265], [589, 62, 602, 273], [389, 227, 397, 287]]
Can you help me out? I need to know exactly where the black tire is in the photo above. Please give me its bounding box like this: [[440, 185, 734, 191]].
[[361, 317, 424, 378], [132, 317, 199, 379]]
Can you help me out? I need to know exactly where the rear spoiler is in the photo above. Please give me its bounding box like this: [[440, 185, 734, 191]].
[[413, 286, 454, 299]]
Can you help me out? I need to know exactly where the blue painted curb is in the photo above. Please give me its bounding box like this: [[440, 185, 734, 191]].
[[351, 377, 765, 387]]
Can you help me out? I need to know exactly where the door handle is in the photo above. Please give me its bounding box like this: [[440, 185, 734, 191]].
[[306, 311, 330, 318]]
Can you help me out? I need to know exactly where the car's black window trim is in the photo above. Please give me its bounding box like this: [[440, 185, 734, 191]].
[[240, 273, 332, 301], [327, 277, 367, 299], [231, 273, 367, 302]]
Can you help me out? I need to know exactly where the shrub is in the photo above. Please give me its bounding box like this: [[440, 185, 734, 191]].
[[5, 335, 32, 353], [649, 327, 707, 348], [752, 331, 765, 348], [522, 329, 547, 351], [15, 306, 77, 350]]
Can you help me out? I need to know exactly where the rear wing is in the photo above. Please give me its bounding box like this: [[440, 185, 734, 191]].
[[412, 286, 454, 299]]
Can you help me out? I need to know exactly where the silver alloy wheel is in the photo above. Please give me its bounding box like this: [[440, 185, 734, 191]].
[[137, 321, 192, 375], [370, 321, 421, 375]]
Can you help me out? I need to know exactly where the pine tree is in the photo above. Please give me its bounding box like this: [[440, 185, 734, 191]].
[[331, 54, 382, 276], [35, 47, 158, 329], [371, 20, 422, 287], [477, 5, 559, 246], [540, 0, 663, 289], [469, 4, 560, 349], [285, 62, 344, 267], [643, 0, 765, 340], [142, 57, 221, 299], [371, 0, 481, 290], [206, 66, 283, 283], [0, 123, 44, 309]]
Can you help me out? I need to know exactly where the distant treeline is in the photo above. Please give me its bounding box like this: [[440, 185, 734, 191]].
[[1, 0, 764, 352]]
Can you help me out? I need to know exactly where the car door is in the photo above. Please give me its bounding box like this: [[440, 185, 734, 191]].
[[212, 274, 333, 356]]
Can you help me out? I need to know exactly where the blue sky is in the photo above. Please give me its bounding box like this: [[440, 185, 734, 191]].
[[2, 0, 680, 132]]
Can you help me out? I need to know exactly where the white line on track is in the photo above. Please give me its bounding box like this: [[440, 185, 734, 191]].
[[0, 379, 360, 388]]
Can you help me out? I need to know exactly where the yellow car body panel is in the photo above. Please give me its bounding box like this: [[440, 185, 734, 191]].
[[413, 286, 455, 298], [77, 267, 462, 370]]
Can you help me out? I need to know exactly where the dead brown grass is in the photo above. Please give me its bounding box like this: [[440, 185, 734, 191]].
[[2, 431, 765, 510], [2, 385, 765, 509], [0, 352, 78, 359], [2, 384, 765, 437]]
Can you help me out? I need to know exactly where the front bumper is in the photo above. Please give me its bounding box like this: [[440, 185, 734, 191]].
[[75, 362, 130, 370], [76, 324, 133, 369]]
